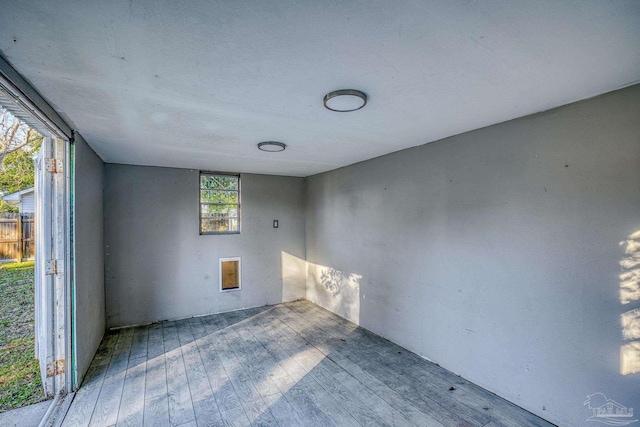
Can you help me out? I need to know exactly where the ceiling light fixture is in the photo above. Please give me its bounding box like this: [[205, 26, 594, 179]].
[[257, 141, 286, 152], [323, 89, 367, 112]]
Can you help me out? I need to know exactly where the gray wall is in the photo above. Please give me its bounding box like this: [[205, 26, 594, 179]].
[[305, 84, 640, 426], [73, 133, 105, 384], [104, 165, 306, 328], [20, 193, 34, 213]]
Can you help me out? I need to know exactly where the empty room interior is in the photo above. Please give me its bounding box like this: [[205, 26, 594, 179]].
[[0, 1, 639, 426]]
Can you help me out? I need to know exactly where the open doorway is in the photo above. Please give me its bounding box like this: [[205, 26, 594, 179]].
[[0, 106, 44, 414], [0, 78, 72, 425]]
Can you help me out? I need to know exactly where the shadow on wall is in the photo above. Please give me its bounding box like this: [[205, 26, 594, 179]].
[[620, 230, 640, 375], [281, 251, 361, 325], [308, 260, 361, 325]]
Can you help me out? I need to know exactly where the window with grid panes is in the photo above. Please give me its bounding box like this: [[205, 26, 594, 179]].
[[199, 173, 240, 234]]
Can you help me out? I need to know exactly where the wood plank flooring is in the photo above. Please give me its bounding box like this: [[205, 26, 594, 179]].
[[62, 300, 554, 427]]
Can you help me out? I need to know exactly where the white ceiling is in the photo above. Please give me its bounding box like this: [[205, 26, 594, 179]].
[[0, 1, 638, 177]]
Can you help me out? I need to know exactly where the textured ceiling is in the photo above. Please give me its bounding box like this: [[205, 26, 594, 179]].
[[0, 1, 639, 176]]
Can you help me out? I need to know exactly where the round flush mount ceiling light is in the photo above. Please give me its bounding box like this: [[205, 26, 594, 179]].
[[323, 89, 367, 112], [257, 141, 286, 152]]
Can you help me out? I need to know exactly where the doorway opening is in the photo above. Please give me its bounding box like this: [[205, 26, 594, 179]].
[[0, 106, 44, 414], [0, 77, 72, 425]]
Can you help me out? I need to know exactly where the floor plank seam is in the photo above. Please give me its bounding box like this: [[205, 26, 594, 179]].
[[62, 301, 554, 427]]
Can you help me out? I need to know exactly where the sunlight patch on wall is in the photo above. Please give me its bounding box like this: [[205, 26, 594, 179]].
[[620, 230, 640, 375], [621, 308, 640, 340], [620, 270, 640, 305], [306, 261, 361, 325], [620, 231, 640, 305], [281, 252, 307, 302], [281, 252, 361, 324], [621, 342, 640, 375]]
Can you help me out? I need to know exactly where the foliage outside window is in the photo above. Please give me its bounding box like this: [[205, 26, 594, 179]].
[[200, 173, 240, 234], [0, 106, 43, 213]]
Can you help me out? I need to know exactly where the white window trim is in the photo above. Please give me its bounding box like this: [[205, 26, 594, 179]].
[[199, 172, 241, 235]]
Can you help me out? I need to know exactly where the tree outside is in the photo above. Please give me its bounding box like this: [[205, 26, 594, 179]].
[[0, 108, 42, 212]]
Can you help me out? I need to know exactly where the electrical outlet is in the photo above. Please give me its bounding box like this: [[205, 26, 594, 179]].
[[273, 220, 279, 228]]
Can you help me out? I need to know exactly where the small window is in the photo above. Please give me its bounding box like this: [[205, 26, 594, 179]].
[[220, 257, 241, 292], [200, 172, 240, 234]]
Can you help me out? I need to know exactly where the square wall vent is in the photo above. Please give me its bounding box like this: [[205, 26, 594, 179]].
[[220, 257, 241, 292]]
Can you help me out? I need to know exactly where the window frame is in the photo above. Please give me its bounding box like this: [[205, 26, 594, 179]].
[[199, 171, 241, 235]]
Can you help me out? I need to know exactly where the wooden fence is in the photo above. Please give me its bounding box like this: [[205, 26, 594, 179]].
[[0, 213, 35, 263]]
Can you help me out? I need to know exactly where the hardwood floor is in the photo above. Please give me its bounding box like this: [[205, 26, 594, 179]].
[[62, 300, 554, 427]]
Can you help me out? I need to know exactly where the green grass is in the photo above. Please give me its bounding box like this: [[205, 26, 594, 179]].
[[0, 261, 35, 271], [0, 262, 47, 412]]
